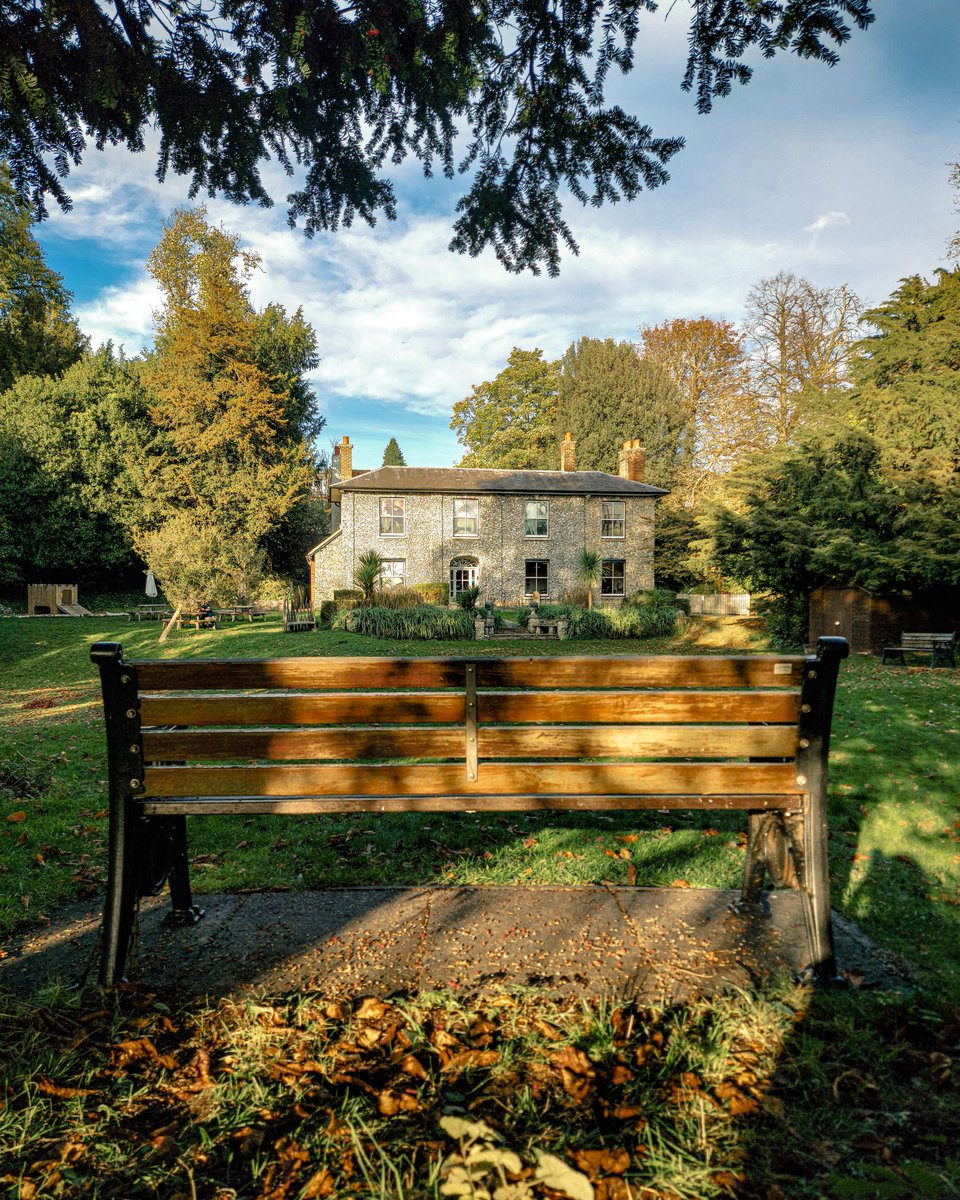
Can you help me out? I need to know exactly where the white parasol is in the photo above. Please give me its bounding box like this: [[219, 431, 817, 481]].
[[145, 570, 158, 598]]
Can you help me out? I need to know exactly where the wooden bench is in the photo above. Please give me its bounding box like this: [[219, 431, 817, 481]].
[[880, 631, 956, 669], [128, 605, 171, 622], [90, 637, 849, 988]]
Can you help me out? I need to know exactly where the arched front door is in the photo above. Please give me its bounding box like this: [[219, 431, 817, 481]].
[[450, 556, 479, 599]]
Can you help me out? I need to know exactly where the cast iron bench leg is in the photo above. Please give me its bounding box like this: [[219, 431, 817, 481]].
[[163, 815, 205, 927]]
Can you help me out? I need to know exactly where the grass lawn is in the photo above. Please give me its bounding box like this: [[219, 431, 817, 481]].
[[1, 612, 958, 1199]]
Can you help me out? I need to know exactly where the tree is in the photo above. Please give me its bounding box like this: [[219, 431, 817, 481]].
[[744, 271, 862, 444], [708, 429, 960, 638], [134, 208, 318, 603], [948, 162, 960, 264], [639, 316, 752, 502], [353, 549, 384, 605], [1, 1, 873, 276], [451, 348, 559, 468], [575, 549, 601, 610], [382, 437, 406, 466], [554, 337, 683, 487], [0, 347, 151, 589], [849, 268, 960, 482], [0, 165, 85, 392]]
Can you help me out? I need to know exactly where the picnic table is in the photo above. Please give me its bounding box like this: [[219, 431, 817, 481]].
[[217, 605, 267, 622], [128, 605, 171, 621], [176, 609, 217, 630]]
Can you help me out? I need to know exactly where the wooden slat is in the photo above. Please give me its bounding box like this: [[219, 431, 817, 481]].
[[141, 724, 798, 763], [143, 728, 465, 761], [476, 656, 805, 689], [132, 654, 806, 692], [134, 657, 468, 691], [139, 689, 800, 728], [478, 725, 797, 759], [142, 761, 799, 798], [480, 690, 801, 725], [140, 693, 466, 728], [143, 793, 799, 816]]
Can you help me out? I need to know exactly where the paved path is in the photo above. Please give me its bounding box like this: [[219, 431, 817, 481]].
[[0, 885, 912, 1001]]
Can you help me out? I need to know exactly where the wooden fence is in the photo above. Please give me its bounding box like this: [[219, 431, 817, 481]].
[[679, 593, 752, 616]]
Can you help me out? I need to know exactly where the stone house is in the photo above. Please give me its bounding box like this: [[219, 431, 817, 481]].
[[308, 434, 668, 606]]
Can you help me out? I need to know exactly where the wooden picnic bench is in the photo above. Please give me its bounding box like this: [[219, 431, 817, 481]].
[[175, 609, 217, 630], [90, 637, 849, 987], [880, 631, 956, 669], [128, 605, 171, 621], [217, 605, 267, 622]]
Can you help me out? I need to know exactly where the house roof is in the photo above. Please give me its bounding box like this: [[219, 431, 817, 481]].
[[337, 466, 668, 497]]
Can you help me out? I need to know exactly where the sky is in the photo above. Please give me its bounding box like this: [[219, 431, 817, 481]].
[[34, 0, 960, 469]]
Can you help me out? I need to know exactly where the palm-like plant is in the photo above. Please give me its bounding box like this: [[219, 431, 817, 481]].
[[575, 549, 601, 610], [353, 549, 384, 606]]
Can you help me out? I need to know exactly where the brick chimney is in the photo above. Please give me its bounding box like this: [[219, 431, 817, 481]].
[[560, 431, 576, 472], [338, 435, 353, 482], [617, 439, 645, 482]]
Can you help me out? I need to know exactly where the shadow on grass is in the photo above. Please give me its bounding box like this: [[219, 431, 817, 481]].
[[733, 850, 960, 1200]]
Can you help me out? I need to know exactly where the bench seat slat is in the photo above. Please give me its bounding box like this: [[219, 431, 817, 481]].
[[142, 793, 800, 816], [133, 654, 806, 692], [142, 724, 798, 762], [139, 689, 801, 728], [142, 761, 800, 798]]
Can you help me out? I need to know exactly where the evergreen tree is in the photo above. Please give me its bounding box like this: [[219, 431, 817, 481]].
[[554, 337, 683, 488], [850, 268, 960, 482], [947, 162, 960, 264], [0, 347, 151, 588], [135, 208, 318, 604], [451, 348, 559, 468], [382, 437, 406, 466], [0, 165, 85, 392], [2, 1, 873, 276]]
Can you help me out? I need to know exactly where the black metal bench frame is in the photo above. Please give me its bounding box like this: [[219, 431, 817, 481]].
[[881, 632, 956, 669]]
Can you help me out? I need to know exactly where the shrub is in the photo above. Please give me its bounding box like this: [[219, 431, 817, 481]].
[[373, 586, 424, 610], [318, 600, 337, 625], [454, 585, 482, 613], [353, 549, 384, 605], [410, 582, 449, 605], [564, 608, 614, 639], [332, 589, 363, 611], [560, 587, 590, 608], [333, 605, 474, 640], [623, 587, 680, 610]]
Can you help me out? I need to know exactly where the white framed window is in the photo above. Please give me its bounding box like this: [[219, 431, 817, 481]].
[[453, 497, 479, 537], [524, 559, 549, 596], [381, 560, 406, 588], [379, 496, 406, 536], [601, 559, 625, 596], [524, 500, 549, 537], [601, 500, 625, 538]]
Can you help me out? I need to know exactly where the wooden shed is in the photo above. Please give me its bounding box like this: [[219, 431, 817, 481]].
[[808, 584, 959, 654]]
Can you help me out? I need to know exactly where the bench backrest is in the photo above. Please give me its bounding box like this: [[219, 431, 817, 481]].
[[91, 641, 849, 816], [901, 632, 956, 648]]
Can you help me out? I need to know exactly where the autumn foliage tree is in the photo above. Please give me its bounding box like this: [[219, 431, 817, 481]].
[[639, 316, 751, 502], [134, 208, 319, 604]]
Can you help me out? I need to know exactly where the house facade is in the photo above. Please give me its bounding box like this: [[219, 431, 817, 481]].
[[309, 434, 668, 606]]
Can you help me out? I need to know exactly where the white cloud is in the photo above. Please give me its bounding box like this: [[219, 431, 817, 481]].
[[75, 277, 160, 354], [804, 211, 852, 236]]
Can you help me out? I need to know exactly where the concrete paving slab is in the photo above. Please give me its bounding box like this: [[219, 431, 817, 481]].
[[0, 885, 914, 1002]]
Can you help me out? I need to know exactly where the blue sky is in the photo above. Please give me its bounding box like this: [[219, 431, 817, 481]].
[[35, 0, 960, 469]]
